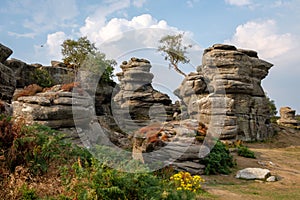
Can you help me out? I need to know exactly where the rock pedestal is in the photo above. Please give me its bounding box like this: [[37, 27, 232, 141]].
[[176, 44, 274, 141], [113, 58, 173, 133], [277, 107, 299, 128]]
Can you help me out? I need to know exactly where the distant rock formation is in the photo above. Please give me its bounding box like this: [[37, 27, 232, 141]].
[[277, 107, 299, 128], [175, 44, 274, 141], [0, 43, 16, 101], [113, 58, 174, 133]]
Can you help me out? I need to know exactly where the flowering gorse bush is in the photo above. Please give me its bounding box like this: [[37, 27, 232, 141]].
[[170, 171, 205, 192]]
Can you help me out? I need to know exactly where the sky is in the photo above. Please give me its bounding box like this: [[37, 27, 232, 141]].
[[0, 0, 300, 114]]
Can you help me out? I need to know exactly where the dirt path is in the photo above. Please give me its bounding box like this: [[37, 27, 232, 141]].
[[200, 125, 300, 200]]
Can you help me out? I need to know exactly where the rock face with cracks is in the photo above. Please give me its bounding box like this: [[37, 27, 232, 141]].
[[113, 58, 174, 133], [176, 44, 274, 141]]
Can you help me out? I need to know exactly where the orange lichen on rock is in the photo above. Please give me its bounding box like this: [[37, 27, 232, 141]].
[[197, 122, 207, 136], [13, 84, 43, 101], [61, 82, 81, 92]]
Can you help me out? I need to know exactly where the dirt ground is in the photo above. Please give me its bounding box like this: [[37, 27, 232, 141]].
[[200, 125, 300, 200]]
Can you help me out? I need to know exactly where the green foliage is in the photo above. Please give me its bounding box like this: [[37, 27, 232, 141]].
[[1, 116, 210, 199], [158, 33, 192, 77], [30, 68, 54, 87], [20, 184, 38, 200], [266, 96, 277, 117], [81, 52, 116, 82], [200, 140, 235, 175], [237, 146, 256, 158], [61, 36, 97, 67]]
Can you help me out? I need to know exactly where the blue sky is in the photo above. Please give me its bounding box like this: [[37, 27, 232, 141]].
[[1, 0, 300, 114]]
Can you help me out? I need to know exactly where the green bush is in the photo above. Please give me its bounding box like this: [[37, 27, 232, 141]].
[[200, 140, 235, 175], [237, 146, 256, 158], [30, 68, 54, 87]]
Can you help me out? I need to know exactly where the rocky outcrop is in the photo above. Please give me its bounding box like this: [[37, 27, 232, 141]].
[[277, 107, 299, 128], [4, 59, 74, 88], [12, 85, 93, 129], [132, 119, 207, 174], [0, 44, 16, 101], [176, 44, 274, 141], [0, 43, 13, 63], [113, 58, 173, 133]]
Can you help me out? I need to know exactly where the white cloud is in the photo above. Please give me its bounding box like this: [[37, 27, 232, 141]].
[[8, 31, 36, 38], [225, 19, 294, 59], [6, 0, 78, 37], [225, 0, 251, 6], [45, 31, 67, 59], [132, 0, 147, 8], [80, 0, 131, 41]]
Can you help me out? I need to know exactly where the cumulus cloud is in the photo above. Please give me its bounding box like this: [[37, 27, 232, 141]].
[[80, 0, 130, 41], [225, 0, 251, 6], [45, 31, 67, 59], [225, 19, 294, 59]]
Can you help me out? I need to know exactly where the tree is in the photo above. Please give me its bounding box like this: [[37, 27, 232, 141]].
[[61, 36, 116, 82], [61, 36, 97, 67], [158, 33, 192, 77], [81, 52, 116, 83]]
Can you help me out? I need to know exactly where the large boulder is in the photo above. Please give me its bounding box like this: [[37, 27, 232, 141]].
[[176, 44, 274, 141], [236, 168, 271, 180], [132, 119, 207, 174]]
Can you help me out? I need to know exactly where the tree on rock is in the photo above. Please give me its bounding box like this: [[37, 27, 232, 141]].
[[61, 36, 116, 82], [61, 36, 97, 68], [158, 33, 192, 77]]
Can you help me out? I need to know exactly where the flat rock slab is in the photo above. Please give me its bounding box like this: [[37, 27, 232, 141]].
[[236, 168, 271, 180]]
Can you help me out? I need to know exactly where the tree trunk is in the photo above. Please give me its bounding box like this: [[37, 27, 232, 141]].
[[171, 63, 187, 77]]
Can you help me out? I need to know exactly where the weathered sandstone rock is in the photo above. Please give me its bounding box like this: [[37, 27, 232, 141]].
[[113, 58, 173, 133], [176, 44, 274, 141], [277, 107, 299, 128]]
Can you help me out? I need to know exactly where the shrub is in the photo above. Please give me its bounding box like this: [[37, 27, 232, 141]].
[[170, 171, 205, 192], [30, 68, 54, 88], [200, 140, 235, 175], [237, 146, 256, 158]]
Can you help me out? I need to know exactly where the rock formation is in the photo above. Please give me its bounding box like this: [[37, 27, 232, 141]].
[[277, 107, 299, 128], [113, 58, 174, 133], [176, 44, 274, 141], [4, 59, 74, 88], [133, 119, 207, 174], [0, 44, 16, 101], [12, 84, 96, 144]]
